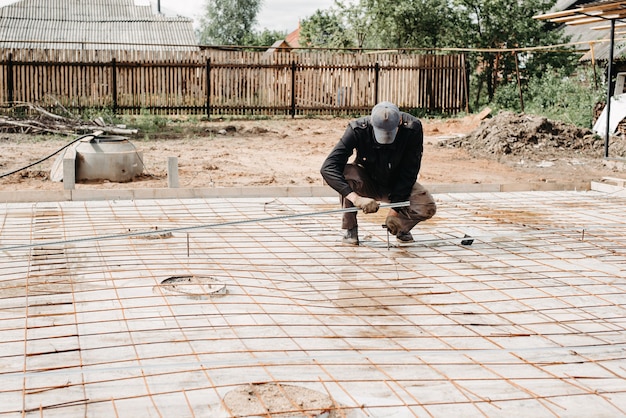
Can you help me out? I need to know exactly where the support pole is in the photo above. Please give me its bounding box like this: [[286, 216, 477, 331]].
[[604, 19, 616, 159], [7, 53, 14, 105], [111, 58, 118, 114], [514, 52, 524, 112], [206, 58, 211, 118], [590, 42, 598, 89], [290, 61, 296, 118], [374, 62, 380, 105]]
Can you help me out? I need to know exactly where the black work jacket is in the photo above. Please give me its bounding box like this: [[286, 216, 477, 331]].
[[320, 112, 423, 203]]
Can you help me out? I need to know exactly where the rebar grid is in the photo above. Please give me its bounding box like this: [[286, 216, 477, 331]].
[[0, 190, 625, 417]]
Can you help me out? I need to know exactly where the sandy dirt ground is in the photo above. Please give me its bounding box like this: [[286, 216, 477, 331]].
[[0, 113, 624, 191]]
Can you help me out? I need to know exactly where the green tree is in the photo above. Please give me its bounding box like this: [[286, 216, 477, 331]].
[[300, 8, 354, 49], [246, 29, 288, 48], [334, 0, 372, 49], [197, 0, 262, 45], [362, 0, 460, 49], [452, 0, 573, 107]]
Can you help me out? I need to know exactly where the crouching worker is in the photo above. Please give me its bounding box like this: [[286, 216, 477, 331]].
[[320, 101, 437, 245]]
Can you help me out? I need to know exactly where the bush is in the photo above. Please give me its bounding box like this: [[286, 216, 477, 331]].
[[80, 107, 119, 124], [491, 82, 522, 113], [492, 66, 604, 129]]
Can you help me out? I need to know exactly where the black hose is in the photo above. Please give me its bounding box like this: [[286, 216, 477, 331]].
[[0, 133, 96, 179]]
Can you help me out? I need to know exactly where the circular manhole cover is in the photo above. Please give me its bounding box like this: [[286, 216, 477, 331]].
[[221, 383, 347, 417], [154, 275, 226, 299]]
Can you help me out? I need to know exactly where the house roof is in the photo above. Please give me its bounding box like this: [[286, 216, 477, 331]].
[[263, 25, 300, 57], [0, 0, 198, 50], [284, 24, 301, 49], [535, 0, 626, 61]]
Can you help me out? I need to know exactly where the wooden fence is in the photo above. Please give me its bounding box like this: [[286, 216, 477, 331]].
[[0, 48, 468, 117]]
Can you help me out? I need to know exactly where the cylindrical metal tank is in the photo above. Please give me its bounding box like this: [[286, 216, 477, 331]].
[[75, 136, 143, 183]]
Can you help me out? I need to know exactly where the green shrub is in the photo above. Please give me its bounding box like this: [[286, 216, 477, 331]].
[[491, 82, 523, 113], [117, 109, 169, 133], [80, 107, 120, 124], [492, 66, 604, 129]]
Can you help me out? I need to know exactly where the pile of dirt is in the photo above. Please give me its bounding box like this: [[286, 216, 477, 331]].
[[442, 111, 626, 160]]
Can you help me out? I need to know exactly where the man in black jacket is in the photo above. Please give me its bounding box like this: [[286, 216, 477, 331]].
[[320, 101, 437, 245]]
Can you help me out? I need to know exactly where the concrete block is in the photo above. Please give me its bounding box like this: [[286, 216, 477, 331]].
[[167, 157, 179, 188], [63, 146, 76, 190]]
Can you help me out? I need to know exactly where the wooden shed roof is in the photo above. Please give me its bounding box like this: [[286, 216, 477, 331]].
[[0, 0, 198, 51], [535, 0, 626, 61], [535, 0, 626, 25]]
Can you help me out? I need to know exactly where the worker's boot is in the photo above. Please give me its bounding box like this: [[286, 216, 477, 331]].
[[342, 226, 359, 245], [385, 215, 402, 236], [396, 231, 414, 244], [386, 214, 414, 244]]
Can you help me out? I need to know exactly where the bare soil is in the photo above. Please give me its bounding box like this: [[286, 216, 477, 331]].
[[1, 111, 625, 191]]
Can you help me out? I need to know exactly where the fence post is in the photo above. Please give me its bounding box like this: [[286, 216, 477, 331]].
[[206, 58, 211, 118], [7, 53, 14, 105], [514, 52, 524, 113], [374, 62, 380, 105], [461, 55, 470, 114], [290, 60, 296, 118], [111, 58, 118, 113]]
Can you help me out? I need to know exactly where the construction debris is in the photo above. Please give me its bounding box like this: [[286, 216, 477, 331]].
[[0, 102, 137, 136]]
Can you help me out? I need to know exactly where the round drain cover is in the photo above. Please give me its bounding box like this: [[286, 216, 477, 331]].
[[222, 383, 345, 417], [155, 275, 226, 299]]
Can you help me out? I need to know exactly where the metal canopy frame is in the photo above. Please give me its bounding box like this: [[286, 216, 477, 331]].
[[535, 0, 626, 158]]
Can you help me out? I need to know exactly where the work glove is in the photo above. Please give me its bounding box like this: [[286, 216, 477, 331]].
[[353, 196, 379, 214], [385, 215, 402, 235]]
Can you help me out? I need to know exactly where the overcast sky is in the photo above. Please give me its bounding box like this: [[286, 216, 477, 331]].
[[0, 0, 337, 33], [162, 0, 337, 32]]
